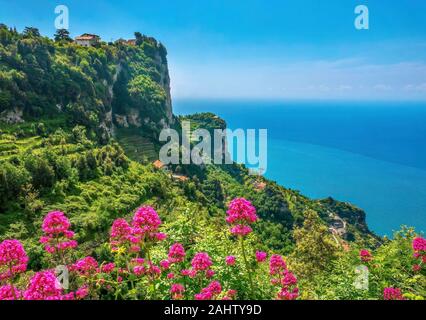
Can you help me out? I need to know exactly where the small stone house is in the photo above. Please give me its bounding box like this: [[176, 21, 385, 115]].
[[75, 34, 100, 47]]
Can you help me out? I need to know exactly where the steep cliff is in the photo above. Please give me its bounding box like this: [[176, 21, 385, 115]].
[[0, 25, 174, 143]]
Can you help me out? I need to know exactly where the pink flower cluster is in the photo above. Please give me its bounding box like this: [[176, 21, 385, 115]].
[[0, 284, 21, 300], [256, 251, 268, 263], [181, 252, 215, 280], [383, 287, 405, 301], [226, 256, 236, 266], [168, 243, 186, 263], [101, 262, 116, 274], [195, 281, 222, 300], [412, 237, 426, 270], [226, 198, 258, 236], [39, 211, 77, 254], [110, 218, 132, 250], [0, 240, 28, 281], [192, 252, 213, 273], [131, 258, 161, 278], [132, 206, 163, 237], [269, 255, 299, 300], [170, 283, 185, 300], [269, 254, 287, 276], [110, 206, 166, 252], [71, 256, 99, 276], [222, 289, 237, 300], [360, 249, 372, 263], [23, 271, 63, 300]]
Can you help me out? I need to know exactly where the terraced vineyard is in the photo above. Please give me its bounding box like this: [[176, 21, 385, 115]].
[[115, 131, 158, 164], [0, 135, 43, 162]]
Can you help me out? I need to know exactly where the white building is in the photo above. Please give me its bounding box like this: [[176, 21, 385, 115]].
[[75, 34, 100, 47]]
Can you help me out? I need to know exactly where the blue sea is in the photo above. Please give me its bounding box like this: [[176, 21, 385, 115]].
[[174, 99, 426, 236]]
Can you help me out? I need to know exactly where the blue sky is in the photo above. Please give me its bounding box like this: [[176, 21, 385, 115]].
[[1, 0, 426, 100]]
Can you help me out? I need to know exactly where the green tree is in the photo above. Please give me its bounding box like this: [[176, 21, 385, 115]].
[[134, 32, 143, 45], [23, 27, 40, 38], [0, 163, 31, 208], [291, 210, 339, 281], [54, 29, 72, 42]]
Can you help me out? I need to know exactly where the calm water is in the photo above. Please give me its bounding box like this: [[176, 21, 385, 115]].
[[174, 99, 426, 236]]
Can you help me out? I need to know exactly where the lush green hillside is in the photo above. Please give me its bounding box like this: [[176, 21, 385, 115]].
[[0, 25, 424, 300]]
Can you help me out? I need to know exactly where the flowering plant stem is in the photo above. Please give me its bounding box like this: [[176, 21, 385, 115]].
[[240, 236, 254, 299], [8, 264, 17, 300], [146, 246, 157, 299]]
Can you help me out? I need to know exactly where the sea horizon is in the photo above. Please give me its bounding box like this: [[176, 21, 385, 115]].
[[174, 98, 426, 236]]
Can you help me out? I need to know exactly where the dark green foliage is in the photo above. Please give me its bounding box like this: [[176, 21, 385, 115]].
[[0, 161, 30, 209], [1, 25, 170, 142], [54, 29, 72, 43]]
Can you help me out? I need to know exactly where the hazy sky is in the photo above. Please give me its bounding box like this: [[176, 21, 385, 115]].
[[1, 0, 426, 101]]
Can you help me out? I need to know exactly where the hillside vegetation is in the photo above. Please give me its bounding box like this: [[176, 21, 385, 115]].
[[0, 25, 424, 300]]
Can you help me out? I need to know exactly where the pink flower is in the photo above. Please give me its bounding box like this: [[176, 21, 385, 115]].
[[62, 292, 75, 300], [131, 258, 145, 265], [222, 289, 237, 300], [360, 249, 372, 263], [133, 266, 146, 276], [153, 232, 167, 241], [191, 252, 213, 271], [412, 264, 421, 272], [226, 256, 236, 266], [170, 284, 185, 300], [226, 198, 258, 237], [412, 237, 426, 252], [206, 281, 222, 295], [24, 271, 63, 300], [230, 225, 253, 236], [195, 281, 222, 300], [42, 211, 71, 235], [228, 289, 237, 297], [195, 292, 213, 300], [167, 273, 175, 279], [281, 271, 298, 288], [160, 260, 170, 270], [181, 269, 197, 278], [0, 240, 28, 280], [75, 286, 89, 300], [181, 269, 190, 276], [101, 263, 115, 274], [383, 287, 405, 300], [269, 255, 287, 276], [168, 243, 186, 263], [277, 287, 299, 300], [72, 256, 98, 276], [206, 269, 215, 279], [148, 264, 161, 277], [40, 211, 77, 254], [132, 206, 162, 236], [110, 218, 132, 249], [0, 284, 21, 300], [226, 198, 258, 225], [256, 251, 268, 263]]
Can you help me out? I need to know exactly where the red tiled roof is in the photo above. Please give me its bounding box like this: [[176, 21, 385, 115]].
[[153, 160, 165, 169], [75, 34, 100, 41]]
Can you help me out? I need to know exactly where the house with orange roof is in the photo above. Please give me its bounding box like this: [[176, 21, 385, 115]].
[[152, 160, 166, 170], [75, 33, 100, 47]]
